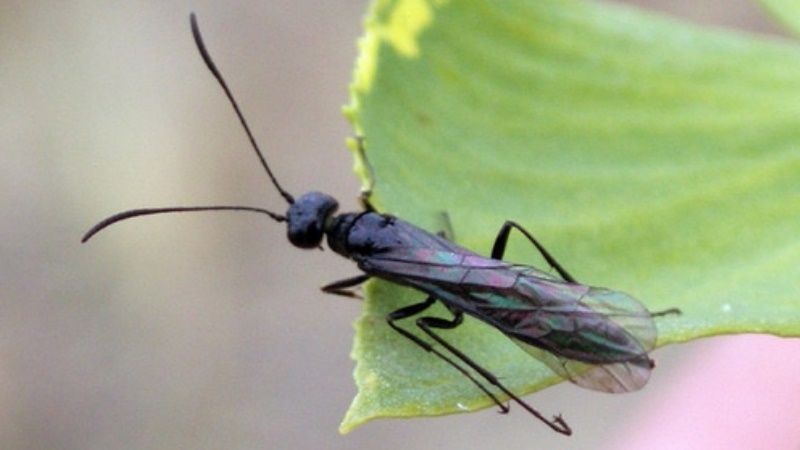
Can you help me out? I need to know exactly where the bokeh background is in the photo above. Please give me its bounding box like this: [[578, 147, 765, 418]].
[[3, 1, 799, 449]]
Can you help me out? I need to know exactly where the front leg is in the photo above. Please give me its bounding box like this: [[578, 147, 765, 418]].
[[353, 135, 377, 212], [321, 274, 371, 299]]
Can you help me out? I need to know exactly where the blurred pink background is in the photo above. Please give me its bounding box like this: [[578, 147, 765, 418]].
[[2, 1, 798, 449]]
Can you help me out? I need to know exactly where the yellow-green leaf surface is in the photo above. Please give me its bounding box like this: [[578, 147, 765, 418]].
[[759, 0, 800, 35], [341, 0, 800, 433]]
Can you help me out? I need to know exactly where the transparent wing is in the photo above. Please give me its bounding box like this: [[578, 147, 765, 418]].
[[505, 286, 656, 393], [357, 233, 658, 393], [512, 340, 653, 393]]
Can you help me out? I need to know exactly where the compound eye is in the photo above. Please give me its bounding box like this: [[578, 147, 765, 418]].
[[287, 220, 324, 249]]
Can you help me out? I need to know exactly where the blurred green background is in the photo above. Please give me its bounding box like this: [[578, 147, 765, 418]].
[[1, 1, 791, 449]]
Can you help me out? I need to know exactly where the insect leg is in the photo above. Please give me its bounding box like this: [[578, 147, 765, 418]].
[[416, 311, 572, 435], [387, 297, 510, 414], [650, 307, 681, 317], [353, 135, 377, 212], [434, 211, 455, 241], [491, 221, 577, 283], [321, 274, 371, 299]]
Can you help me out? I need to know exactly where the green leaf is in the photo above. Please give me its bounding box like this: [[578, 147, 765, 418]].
[[340, 0, 800, 433], [758, 0, 800, 36]]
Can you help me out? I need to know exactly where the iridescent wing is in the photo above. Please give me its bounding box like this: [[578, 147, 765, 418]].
[[359, 241, 657, 393], [503, 281, 656, 393], [465, 268, 656, 393]]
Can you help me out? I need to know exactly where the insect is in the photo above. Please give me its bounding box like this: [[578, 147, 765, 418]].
[[83, 14, 680, 436]]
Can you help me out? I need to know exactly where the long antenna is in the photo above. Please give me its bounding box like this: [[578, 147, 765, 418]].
[[190, 12, 295, 204], [81, 206, 286, 243], [81, 14, 296, 243]]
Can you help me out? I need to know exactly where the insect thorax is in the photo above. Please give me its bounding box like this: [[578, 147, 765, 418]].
[[326, 211, 402, 259]]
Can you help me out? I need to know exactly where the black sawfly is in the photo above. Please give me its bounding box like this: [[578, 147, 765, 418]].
[[83, 13, 680, 436]]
